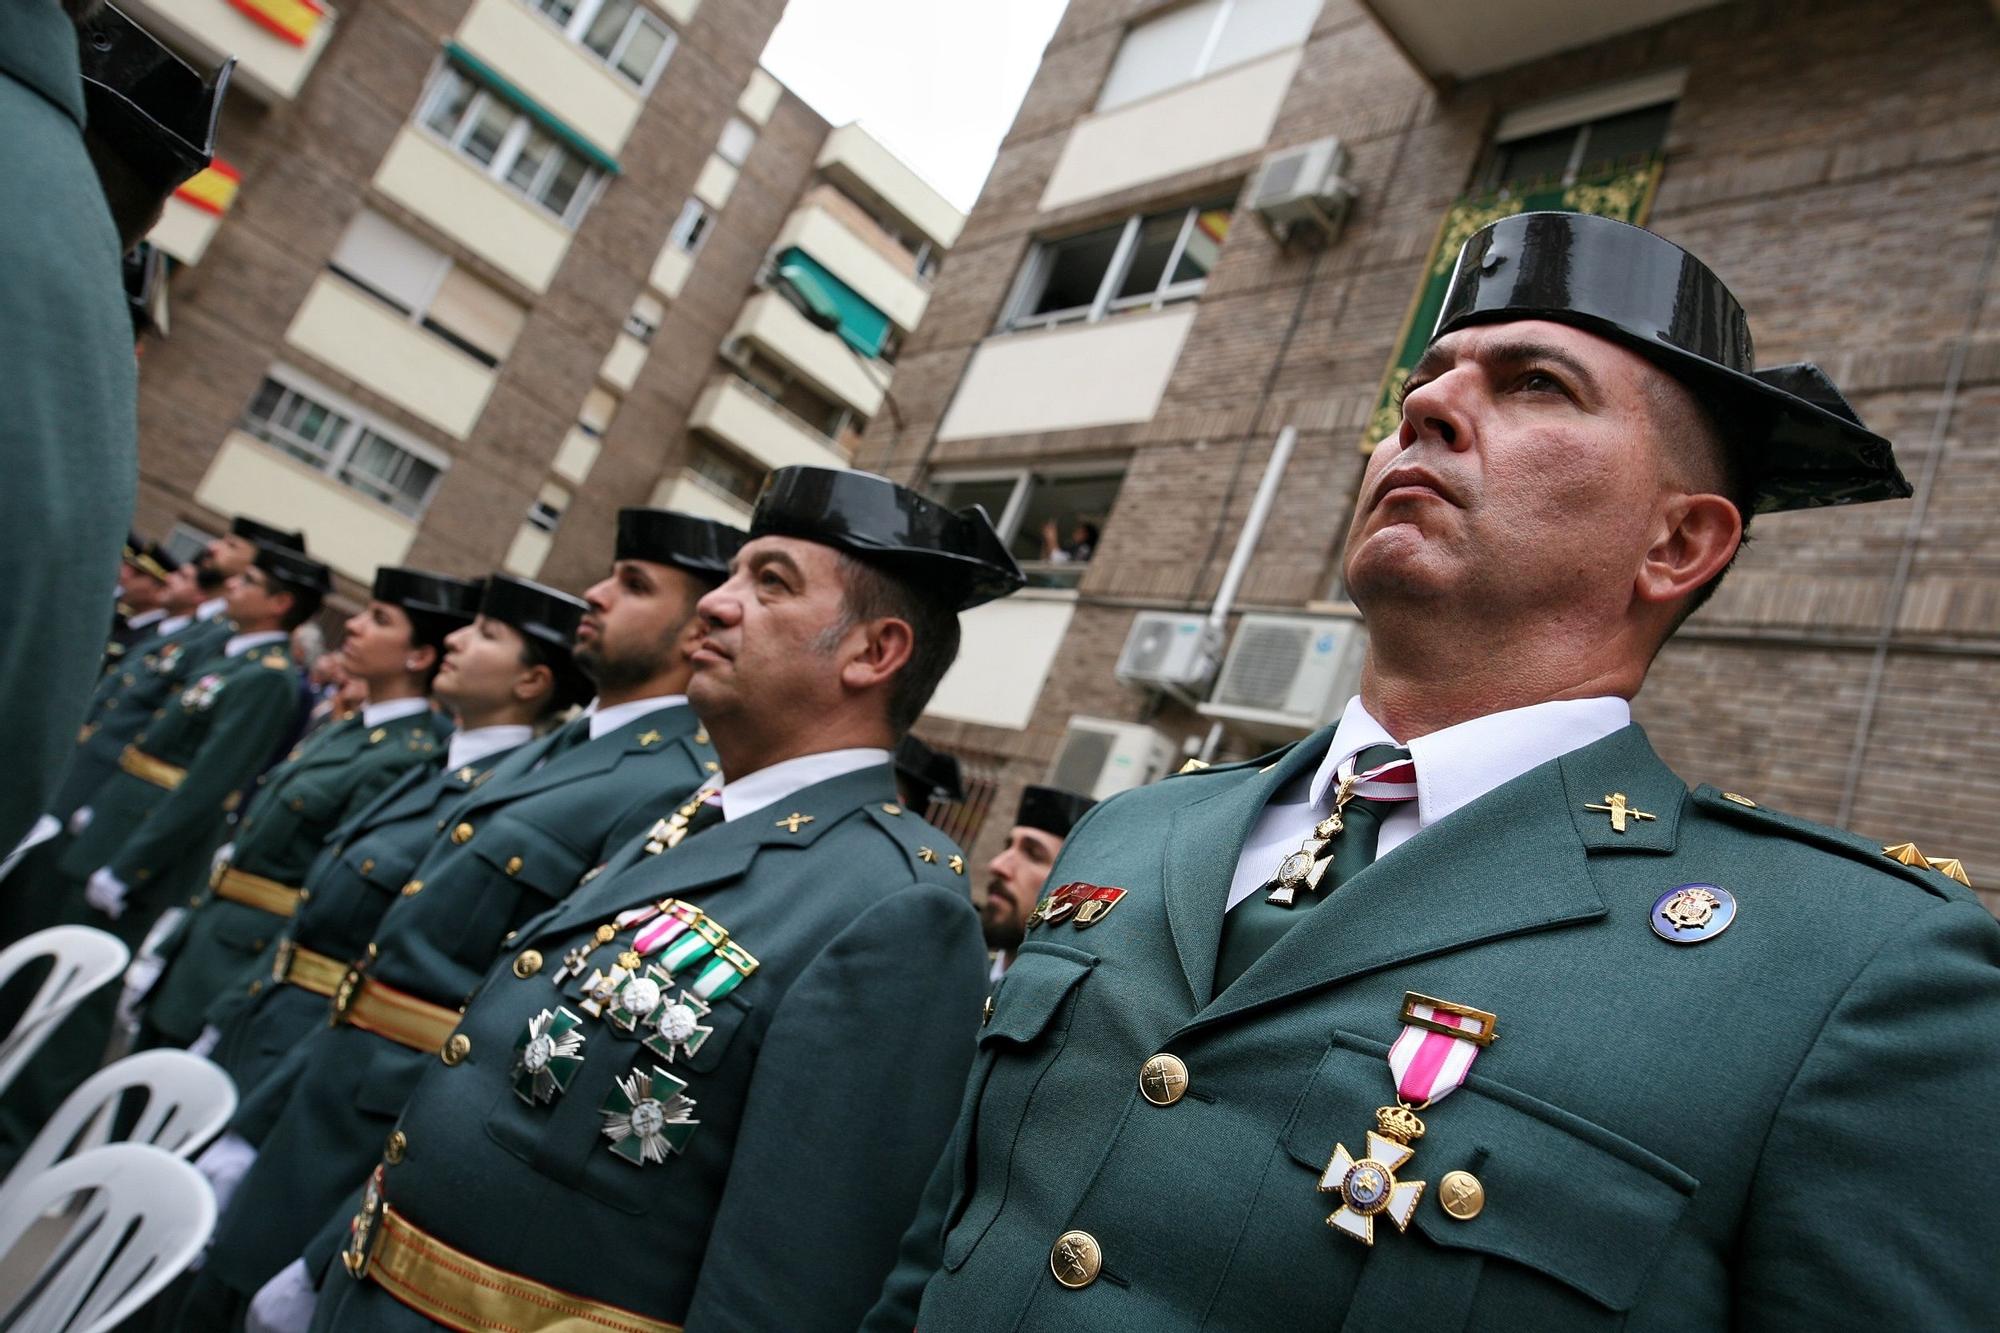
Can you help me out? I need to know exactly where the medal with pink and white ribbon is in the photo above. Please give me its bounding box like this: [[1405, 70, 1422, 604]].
[[1318, 992, 1498, 1245]]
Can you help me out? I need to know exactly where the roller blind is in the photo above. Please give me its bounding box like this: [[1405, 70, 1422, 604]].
[[427, 267, 527, 362]]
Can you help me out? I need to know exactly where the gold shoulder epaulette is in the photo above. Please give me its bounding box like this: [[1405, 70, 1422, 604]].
[[1177, 758, 1210, 775], [261, 652, 290, 669], [1883, 841, 1974, 889]]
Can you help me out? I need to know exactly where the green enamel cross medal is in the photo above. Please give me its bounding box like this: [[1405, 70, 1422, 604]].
[[512, 1007, 586, 1104], [600, 1065, 699, 1165], [605, 965, 674, 1034], [642, 990, 714, 1064]]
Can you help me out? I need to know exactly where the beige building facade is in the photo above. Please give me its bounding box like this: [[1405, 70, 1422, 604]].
[[861, 0, 2000, 914]]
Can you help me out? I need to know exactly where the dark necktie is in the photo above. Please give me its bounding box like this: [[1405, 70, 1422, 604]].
[[1213, 744, 1415, 991]]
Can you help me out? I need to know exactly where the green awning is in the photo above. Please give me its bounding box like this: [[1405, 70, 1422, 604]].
[[775, 248, 890, 357], [444, 42, 621, 176]]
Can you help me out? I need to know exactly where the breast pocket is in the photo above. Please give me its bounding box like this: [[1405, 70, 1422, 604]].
[[939, 942, 1096, 1272], [1279, 1032, 1698, 1330], [469, 824, 589, 907]]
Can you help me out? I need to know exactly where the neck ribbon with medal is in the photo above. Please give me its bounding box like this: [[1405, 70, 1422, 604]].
[[1265, 750, 1416, 906], [509, 783, 758, 1167], [1320, 993, 1497, 1244]]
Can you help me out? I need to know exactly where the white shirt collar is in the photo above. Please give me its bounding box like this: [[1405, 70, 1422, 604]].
[[157, 613, 194, 637], [362, 697, 432, 728], [125, 608, 167, 631], [1309, 694, 1632, 830], [717, 747, 891, 824], [225, 629, 289, 659], [448, 724, 533, 771], [582, 694, 688, 740], [197, 596, 229, 622]]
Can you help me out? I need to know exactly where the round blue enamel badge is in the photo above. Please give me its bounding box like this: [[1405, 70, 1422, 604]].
[[1650, 883, 1737, 944]]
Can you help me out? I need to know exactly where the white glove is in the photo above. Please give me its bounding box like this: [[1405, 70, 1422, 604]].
[[115, 907, 185, 1030], [246, 1258, 317, 1333], [211, 842, 235, 878], [0, 814, 60, 882], [188, 1025, 223, 1059], [195, 1131, 259, 1216], [67, 805, 93, 836], [84, 867, 128, 920]]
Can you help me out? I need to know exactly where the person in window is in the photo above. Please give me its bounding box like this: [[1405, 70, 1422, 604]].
[[1039, 517, 1100, 564]]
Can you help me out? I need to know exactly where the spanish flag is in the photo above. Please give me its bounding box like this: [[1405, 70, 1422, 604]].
[[227, 0, 326, 47], [175, 160, 242, 217]]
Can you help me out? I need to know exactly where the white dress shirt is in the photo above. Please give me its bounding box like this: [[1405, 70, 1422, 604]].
[[197, 596, 228, 622], [223, 629, 289, 659], [156, 613, 194, 638], [582, 694, 688, 741], [361, 697, 432, 728], [1225, 694, 1632, 913], [124, 608, 166, 634], [717, 747, 891, 824], [447, 724, 533, 772]]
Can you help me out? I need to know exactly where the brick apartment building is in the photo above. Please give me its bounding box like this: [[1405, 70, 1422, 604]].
[[862, 0, 2000, 912], [126, 0, 961, 597]]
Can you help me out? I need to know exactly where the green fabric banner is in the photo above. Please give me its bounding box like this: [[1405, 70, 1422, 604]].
[[1360, 157, 1663, 450]]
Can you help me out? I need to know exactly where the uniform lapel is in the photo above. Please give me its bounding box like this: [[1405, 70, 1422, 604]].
[[1161, 730, 1330, 1009], [1187, 725, 1680, 1031], [466, 706, 694, 810]]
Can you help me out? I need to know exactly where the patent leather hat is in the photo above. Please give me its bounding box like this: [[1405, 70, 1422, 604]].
[[894, 734, 965, 806], [750, 467, 1025, 611], [1433, 212, 1910, 514], [372, 568, 482, 633], [232, 516, 305, 552], [615, 510, 745, 583], [1015, 785, 1096, 840], [479, 576, 585, 655]]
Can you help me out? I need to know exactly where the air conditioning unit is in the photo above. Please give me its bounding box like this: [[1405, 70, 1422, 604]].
[[1200, 614, 1366, 738], [1113, 612, 1215, 691], [1049, 717, 1177, 801], [1248, 137, 1356, 247]]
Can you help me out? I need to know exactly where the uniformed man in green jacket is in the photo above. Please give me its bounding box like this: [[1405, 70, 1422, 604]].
[[132, 568, 482, 1053], [105, 539, 176, 668], [195, 512, 742, 1323], [866, 213, 2000, 1329], [0, 541, 326, 1167], [243, 467, 1020, 1333]]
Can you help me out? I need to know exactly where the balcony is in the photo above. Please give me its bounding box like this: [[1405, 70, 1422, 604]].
[[373, 129, 573, 294], [775, 205, 931, 332], [651, 467, 755, 525], [284, 274, 497, 439], [938, 306, 1197, 441], [816, 124, 963, 252], [689, 375, 850, 475], [727, 291, 886, 419], [122, 0, 337, 103], [196, 431, 417, 583], [1358, 0, 1721, 83], [454, 0, 643, 157]]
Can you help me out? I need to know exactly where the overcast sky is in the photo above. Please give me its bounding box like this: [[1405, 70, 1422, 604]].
[[760, 0, 1071, 214]]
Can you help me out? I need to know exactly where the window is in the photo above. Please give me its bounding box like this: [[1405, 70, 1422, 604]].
[[1004, 197, 1234, 331], [242, 371, 448, 519], [669, 197, 712, 255], [1097, 0, 1321, 111], [622, 292, 664, 344], [419, 66, 607, 226], [912, 240, 940, 282], [931, 467, 1124, 587], [525, 0, 676, 89], [716, 115, 756, 167], [328, 210, 527, 367], [578, 386, 619, 437], [1479, 100, 1674, 193], [686, 441, 762, 505], [527, 488, 565, 533]]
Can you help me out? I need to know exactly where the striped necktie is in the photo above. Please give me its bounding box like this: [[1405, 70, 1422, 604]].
[[1213, 744, 1416, 991]]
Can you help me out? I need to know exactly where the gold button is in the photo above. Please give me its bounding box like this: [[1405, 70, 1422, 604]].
[[503, 930, 518, 944], [982, 995, 995, 1025], [882, 803, 902, 816], [367, 942, 379, 959], [298, 890, 311, 904], [360, 858, 375, 874], [1050, 1231, 1102, 1289], [451, 822, 474, 845], [1138, 1053, 1188, 1106], [513, 949, 543, 979], [1439, 1170, 1485, 1220], [247, 979, 263, 996], [384, 1130, 407, 1164], [402, 879, 423, 896], [290, 797, 305, 811], [505, 855, 523, 876], [441, 1033, 471, 1065]]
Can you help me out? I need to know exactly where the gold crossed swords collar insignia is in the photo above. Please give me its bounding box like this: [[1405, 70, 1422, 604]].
[[1584, 792, 1656, 833]]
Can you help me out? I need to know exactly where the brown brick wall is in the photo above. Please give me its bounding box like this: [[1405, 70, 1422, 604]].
[[866, 0, 2000, 909]]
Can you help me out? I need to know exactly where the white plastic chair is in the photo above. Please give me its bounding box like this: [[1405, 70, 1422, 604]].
[[0, 1050, 237, 1218], [0, 926, 130, 1096], [0, 1143, 215, 1333]]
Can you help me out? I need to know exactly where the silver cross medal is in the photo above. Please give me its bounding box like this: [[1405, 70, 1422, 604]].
[[1266, 771, 1358, 906]]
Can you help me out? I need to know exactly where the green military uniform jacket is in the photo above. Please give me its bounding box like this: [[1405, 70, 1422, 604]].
[[204, 703, 715, 1300], [876, 724, 2000, 1330], [139, 705, 452, 1045], [204, 743, 524, 1097], [310, 760, 988, 1333], [60, 635, 303, 946], [56, 615, 234, 822], [0, 0, 139, 856]]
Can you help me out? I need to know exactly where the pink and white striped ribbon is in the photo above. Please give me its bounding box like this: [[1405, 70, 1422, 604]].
[[1387, 1000, 1483, 1104]]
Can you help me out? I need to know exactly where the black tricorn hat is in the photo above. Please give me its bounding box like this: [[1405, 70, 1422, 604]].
[[75, 5, 232, 198], [894, 734, 965, 805], [372, 568, 482, 627], [232, 516, 305, 551], [1016, 785, 1096, 840], [479, 575, 586, 654], [253, 543, 332, 596], [1432, 212, 1910, 515], [750, 467, 1024, 611], [615, 510, 744, 583]]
